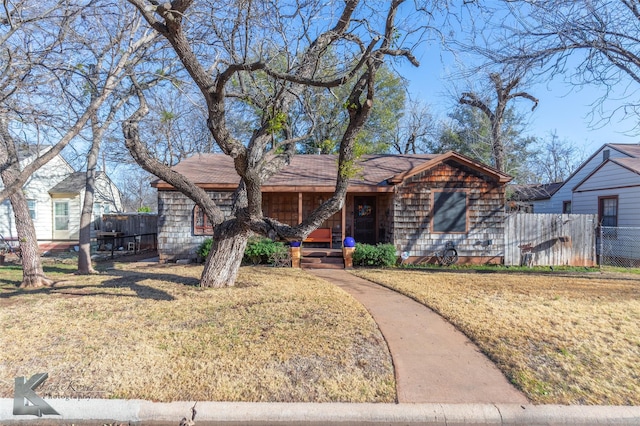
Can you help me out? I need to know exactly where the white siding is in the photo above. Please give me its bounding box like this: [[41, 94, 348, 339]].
[[1, 153, 73, 242], [574, 161, 640, 192], [93, 174, 123, 211], [572, 162, 640, 227], [537, 146, 632, 213], [574, 187, 640, 227], [0, 199, 16, 239]]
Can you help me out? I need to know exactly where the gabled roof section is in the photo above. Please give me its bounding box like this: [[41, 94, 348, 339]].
[[509, 182, 563, 201], [49, 171, 108, 194], [614, 157, 640, 174], [529, 142, 640, 198], [16, 145, 75, 171], [608, 143, 640, 158], [573, 157, 640, 192], [386, 151, 512, 185], [154, 152, 510, 191]]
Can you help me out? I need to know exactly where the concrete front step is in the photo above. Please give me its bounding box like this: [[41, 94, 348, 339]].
[[301, 248, 345, 269], [303, 250, 343, 258], [301, 262, 345, 270], [302, 256, 344, 264]]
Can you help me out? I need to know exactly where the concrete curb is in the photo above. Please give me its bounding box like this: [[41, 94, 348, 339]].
[[2, 399, 640, 425]]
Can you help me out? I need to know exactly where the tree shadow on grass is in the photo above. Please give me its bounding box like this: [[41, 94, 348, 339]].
[[0, 269, 200, 301]]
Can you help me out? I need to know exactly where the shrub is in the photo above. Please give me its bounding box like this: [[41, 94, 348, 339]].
[[197, 236, 287, 265], [353, 243, 397, 267], [197, 238, 214, 259], [244, 237, 287, 265]]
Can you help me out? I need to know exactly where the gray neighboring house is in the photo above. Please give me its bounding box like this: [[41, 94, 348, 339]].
[[525, 143, 640, 227]]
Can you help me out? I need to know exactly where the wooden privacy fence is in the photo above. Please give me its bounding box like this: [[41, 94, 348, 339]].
[[99, 213, 158, 251], [504, 213, 597, 267]]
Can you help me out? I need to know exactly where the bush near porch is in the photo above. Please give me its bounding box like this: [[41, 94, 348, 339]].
[[197, 237, 287, 266], [352, 243, 397, 267]]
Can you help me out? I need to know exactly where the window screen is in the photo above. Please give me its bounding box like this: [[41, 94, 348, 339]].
[[432, 191, 467, 233]]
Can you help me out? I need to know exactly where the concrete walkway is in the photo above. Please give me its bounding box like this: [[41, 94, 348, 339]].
[[308, 269, 528, 404]]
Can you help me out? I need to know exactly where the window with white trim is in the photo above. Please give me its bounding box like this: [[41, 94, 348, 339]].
[[27, 199, 36, 220]]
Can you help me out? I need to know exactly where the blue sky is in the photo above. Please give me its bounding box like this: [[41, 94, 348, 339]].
[[397, 55, 639, 156], [392, 2, 640, 156]]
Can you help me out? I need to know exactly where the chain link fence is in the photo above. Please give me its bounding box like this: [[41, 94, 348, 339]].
[[599, 226, 640, 267]]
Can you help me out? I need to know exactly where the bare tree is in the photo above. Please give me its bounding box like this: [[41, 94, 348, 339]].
[[458, 69, 539, 171], [75, 15, 158, 275], [123, 0, 425, 287], [119, 168, 158, 212], [490, 0, 640, 131], [434, 104, 540, 182], [530, 131, 585, 183], [0, 0, 156, 286], [1, 1, 89, 288], [390, 99, 438, 154]]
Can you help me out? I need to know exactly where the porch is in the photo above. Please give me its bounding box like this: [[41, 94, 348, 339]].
[[262, 192, 393, 248]]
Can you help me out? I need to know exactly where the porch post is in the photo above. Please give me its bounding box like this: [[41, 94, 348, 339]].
[[341, 199, 346, 243], [290, 246, 301, 268], [298, 192, 303, 224]]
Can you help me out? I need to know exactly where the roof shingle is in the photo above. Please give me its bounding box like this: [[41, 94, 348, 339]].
[[166, 154, 437, 188]]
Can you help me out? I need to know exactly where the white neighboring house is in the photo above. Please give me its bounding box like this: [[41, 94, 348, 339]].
[[525, 143, 640, 225], [0, 147, 122, 250]]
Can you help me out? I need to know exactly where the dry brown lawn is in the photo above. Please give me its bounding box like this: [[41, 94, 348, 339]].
[[0, 263, 394, 403], [353, 268, 640, 405]]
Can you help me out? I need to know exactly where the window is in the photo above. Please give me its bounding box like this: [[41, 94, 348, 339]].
[[194, 205, 214, 235], [603, 149, 610, 161], [432, 191, 467, 233], [27, 199, 36, 220], [599, 196, 618, 227], [562, 201, 572, 214]]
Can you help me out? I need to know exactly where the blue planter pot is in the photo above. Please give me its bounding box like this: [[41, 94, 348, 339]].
[[290, 241, 301, 247], [343, 237, 356, 248]]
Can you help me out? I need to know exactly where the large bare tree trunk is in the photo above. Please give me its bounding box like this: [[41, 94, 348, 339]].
[[201, 221, 250, 288], [0, 118, 52, 288], [10, 191, 53, 288], [77, 117, 101, 274], [491, 120, 504, 172]]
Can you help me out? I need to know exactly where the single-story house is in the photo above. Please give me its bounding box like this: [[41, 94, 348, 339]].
[[514, 143, 640, 225], [153, 151, 512, 264], [0, 146, 123, 251]]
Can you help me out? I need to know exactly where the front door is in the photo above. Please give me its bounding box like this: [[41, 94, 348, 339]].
[[53, 201, 70, 240], [353, 196, 376, 245]]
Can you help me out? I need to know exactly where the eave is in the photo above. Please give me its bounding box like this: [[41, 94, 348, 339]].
[[153, 182, 396, 193]]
